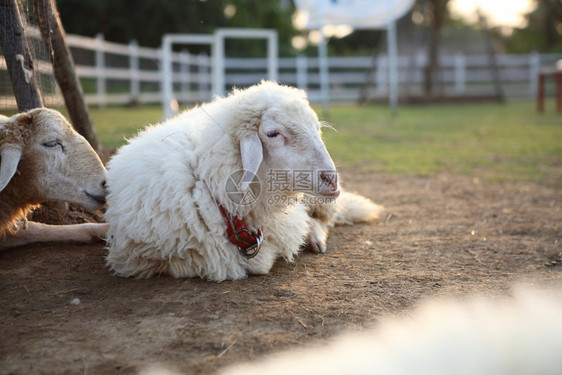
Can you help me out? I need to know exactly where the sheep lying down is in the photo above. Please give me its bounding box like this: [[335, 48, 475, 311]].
[[105, 81, 383, 281], [0, 108, 108, 250]]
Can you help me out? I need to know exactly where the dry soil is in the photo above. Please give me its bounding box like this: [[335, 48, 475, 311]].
[[1, 170, 561, 374]]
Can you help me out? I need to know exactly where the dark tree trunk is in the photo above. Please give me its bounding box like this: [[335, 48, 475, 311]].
[[477, 10, 505, 103], [0, 0, 44, 111], [33, 0, 100, 152], [423, 0, 449, 96]]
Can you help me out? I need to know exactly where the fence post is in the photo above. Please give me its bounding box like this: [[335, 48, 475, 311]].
[[267, 31, 278, 82], [212, 32, 224, 97], [180, 49, 191, 96], [161, 37, 175, 119], [318, 29, 330, 116], [416, 52, 426, 96], [198, 52, 210, 101], [375, 54, 387, 94], [454, 52, 466, 94], [95, 33, 106, 108], [129, 40, 140, 103], [529, 51, 540, 96], [296, 55, 307, 90], [387, 19, 399, 114]]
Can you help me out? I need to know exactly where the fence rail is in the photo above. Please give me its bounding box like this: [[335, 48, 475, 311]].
[[1, 29, 561, 110]]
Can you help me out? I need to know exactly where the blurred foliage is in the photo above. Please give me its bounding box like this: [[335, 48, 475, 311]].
[[327, 30, 384, 56], [56, 0, 298, 56], [55, 0, 560, 56], [506, 0, 562, 53]]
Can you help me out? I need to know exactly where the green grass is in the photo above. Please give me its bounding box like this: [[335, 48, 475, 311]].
[[73, 100, 561, 186], [89, 105, 164, 148], [319, 100, 562, 185]]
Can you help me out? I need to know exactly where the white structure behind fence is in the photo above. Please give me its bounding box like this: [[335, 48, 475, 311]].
[[1, 29, 561, 111], [161, 29, 278, 119]]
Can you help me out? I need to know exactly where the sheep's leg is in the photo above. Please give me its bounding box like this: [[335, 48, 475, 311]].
[[307, 218, 329, 254], [244, 204, 311, 275], [1, 221, 109, 250], [245, 246, 278, 276], [303, 197, 337, 254]]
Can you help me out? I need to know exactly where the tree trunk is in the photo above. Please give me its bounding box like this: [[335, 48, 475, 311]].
[[423, 0, 448, 96], [33, 0, 100, 152], [0, 0, 44, 111], [477, 10, 505, 103]]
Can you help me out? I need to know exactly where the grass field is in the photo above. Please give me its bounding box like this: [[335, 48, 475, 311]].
[[87, 99, 561, 186], [323, 100, 562, 185]]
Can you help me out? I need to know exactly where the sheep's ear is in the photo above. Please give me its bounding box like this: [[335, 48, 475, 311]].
[[0, 145, 23, 192], [0, 113, 29, 192], [240, 132, 263, 191]]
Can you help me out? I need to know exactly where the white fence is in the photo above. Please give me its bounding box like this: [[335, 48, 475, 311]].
[[1, 29, 561, 110]]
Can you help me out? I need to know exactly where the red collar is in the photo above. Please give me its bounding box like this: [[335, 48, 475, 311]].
[[217, 203, 263, 259]]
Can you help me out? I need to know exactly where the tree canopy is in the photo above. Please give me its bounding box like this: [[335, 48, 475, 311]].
[[56, 0, 298, 56], [506, 0, 562, 53], [55, 0, 558, 56]]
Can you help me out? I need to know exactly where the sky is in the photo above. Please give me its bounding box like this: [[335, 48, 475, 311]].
[[449, 0, 535, 28]]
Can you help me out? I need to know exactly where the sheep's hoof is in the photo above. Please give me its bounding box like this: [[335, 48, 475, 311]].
[[86, 223, 110, 242], [308, 240, 326, 254], [307, 223, 327, 254]]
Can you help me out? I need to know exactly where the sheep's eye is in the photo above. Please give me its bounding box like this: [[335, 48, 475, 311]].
[[266, 130, 280, 138], [43, 139, 61, 148]]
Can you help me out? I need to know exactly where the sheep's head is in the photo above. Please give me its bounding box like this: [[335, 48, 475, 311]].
[[0, 108, 107, 210], [237, 82, 339, 199]]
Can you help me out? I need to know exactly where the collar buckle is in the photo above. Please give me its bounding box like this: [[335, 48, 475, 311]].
[[218, 202, 264, 259], [233, 228, 263, 259]]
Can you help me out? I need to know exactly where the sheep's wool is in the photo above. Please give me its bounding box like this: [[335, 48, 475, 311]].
[[220, 286, 562, 375], [105, 82, 327, 281]]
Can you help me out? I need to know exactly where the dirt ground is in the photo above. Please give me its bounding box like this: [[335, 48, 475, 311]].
[[1, 170, 561, 374]]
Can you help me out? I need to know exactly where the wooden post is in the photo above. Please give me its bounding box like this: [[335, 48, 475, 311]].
[[537, 69, 562, 113], [33, 0, 100, 151], [0, 0, 44, 111], [554, 70, 562, 113], [537, 72, 545, 113]]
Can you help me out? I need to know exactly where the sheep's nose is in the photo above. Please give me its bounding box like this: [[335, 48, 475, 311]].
[[319, 171, 338, 191]]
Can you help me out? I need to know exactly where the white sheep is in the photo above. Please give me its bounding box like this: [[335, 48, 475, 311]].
[[105, 81, 382, 281], [0, 108, 108, 250], [221, 285, 562, 375]]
